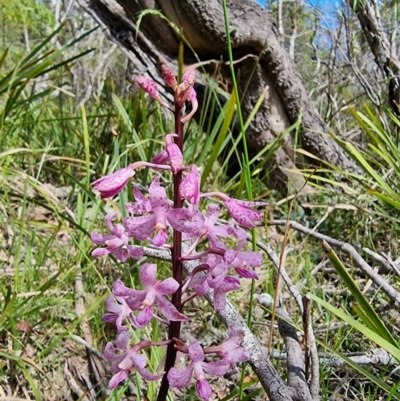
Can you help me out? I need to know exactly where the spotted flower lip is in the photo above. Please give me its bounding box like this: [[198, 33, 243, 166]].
[[91, 166, 134, 199], [112, 264, 189, 328], [167, 342, 229, 401], [104, 331, 163, 389], [90, 212, 143, 262]]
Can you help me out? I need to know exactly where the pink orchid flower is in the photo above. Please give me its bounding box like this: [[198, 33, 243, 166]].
[[90, 212, 143, 262], [112, 264, 189, 328], [167, 342, 229, 401], [104, 331, 163, 389]]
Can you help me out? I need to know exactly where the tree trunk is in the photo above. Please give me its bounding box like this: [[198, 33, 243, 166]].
[[349, 0, 400, 115], [79, 0, 360, 191]]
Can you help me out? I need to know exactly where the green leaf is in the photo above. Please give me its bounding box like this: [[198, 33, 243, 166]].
[[311, 294, 400, 362], [321, 240, 397, 345]]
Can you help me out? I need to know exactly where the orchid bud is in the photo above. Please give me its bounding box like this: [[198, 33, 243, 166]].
[[161, 64, 178, 90], [176, 69, 196, 106], [91, 166, 134, 199], [165, 133, 183, 174]]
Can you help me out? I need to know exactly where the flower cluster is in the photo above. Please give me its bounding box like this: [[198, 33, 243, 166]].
[[90, 65, 265, 400]]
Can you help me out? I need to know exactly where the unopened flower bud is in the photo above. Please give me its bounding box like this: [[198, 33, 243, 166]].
[[165, 133, 183, 174], [135, 76, 160, 100], [161, 64, 178, 90], [91, 166, 135, 199], [176, 69, 196, 106]]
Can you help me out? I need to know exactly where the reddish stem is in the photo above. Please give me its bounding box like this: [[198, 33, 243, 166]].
[[157, 103, 184, 401]]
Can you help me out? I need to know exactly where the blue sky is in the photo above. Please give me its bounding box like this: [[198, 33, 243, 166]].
[[258, 0, 335, 12], [257, 0, 338, 24]]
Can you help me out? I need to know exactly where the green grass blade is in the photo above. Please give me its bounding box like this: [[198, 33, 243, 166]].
[[321, 240, 397, 345], [201, 89, 236, 187], [311, 294, 400, 362]]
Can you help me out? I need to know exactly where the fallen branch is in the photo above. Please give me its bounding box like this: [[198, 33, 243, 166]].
[[270, 220, 400, 306]]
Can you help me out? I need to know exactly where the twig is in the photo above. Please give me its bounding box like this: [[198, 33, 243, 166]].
[[267, 348, 397, 368], [259, 293, 313, 401], [270, 220, 400, 306], [71, 334, 106, 360], [250, 236, 304, 314], [362, 247, 400, 276], [302, 295, 320, 400]]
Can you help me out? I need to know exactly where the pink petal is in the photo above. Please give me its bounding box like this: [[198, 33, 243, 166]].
[[181, 69, 195, 86], [227, 347, 250, 363], [156, 277, 179, 295], [188, 342, 205, 363], [90, 232, 114, 245], [152, 149, 169, 165], [118, 354, 133, 370], [156, 294, 190, 322], [224, 249, 237, 264], [112, 247, 128, 262], [167, 366, 192, 389], [237, 251, 263, 267], [167, 209, 204, 234], [104, 342, 121, 361], [105, 212, 118, 232], [135, 305, 153, 327], [105, 295, 123, 313], [139, 368, 164, 381], [235, 267, 259, 280], [91, 247, 112, 257], [92, 167, 134, 199], [109, 369, 128, 389], [202, 359, 229, 376], [180, 165, 200, 205], [152, 229, 168, 247], [113, 280, 145, 300], [124, 215, 156, 240], [116, 331, 131, 350], [105, 237, 124, 250], [193, 280, 209, 296], [140, 263, 157, 287], [208, 263, 228, 289], [127, 245, 144, 259], [149, 180, 170, 209], [233, 199, 267, 207], [166, 142, 183, 174], [196, 378, 212, 401], [224, 199, 262, 228], [220, 276, 241, 291], [182, 88, 198, 124], [214, 289, 227, 312]]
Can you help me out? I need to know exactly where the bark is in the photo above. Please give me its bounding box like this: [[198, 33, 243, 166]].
[[78, 0, 360, 191], [349, 0, 400, 114]]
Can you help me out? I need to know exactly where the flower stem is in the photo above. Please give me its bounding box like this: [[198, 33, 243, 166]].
[[157, 104, 184, 401]]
